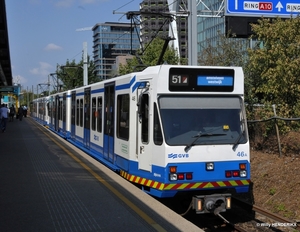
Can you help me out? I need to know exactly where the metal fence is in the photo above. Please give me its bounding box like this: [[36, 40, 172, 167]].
[[247, 104, 300, 157]]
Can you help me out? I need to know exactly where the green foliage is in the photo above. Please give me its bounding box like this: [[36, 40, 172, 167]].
[[198, 32, 248, 67], [275, 203, 286, 212], [119, 38, 182, 75], [246, 17, 300, 120], [118, 57, 142, 75], [269, 188, 276, 195], [56, 56, 98, 91], [19, 90, 34, 106]]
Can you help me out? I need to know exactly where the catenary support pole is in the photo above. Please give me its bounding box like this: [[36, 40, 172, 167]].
[[83, 42, 88, 86]]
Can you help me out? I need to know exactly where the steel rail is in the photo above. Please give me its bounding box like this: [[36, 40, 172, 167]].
[[253, 204, 300, 230], [233, 197, 299, 231]]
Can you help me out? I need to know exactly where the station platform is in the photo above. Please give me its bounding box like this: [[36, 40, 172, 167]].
[[0, 116, 202, 232]]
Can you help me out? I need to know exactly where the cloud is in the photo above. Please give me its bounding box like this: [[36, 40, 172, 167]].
[[30, 62, 53, 76], [44, 43, 63, 51]]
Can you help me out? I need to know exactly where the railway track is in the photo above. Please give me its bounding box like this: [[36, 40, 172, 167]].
[[170, 196, 299, 231], [231, 197, 300, 231], [253, 204, 299, 231]]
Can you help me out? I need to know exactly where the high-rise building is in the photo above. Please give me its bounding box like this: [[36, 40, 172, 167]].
[[197, 0, 226, 56], [197, 0, 249, 61], [139, 0, 188, 60], [92, 22, 140, 80]]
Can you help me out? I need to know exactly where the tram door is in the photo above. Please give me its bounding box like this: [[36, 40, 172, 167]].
[[42, 99, 45, 123], [49, 96, 54, 127], [70, 91, 76, 140], [137, 92, 152, 171], [62, 93, 66, 134], [54, 95, 59, 132], [84, 88, 91, 149], [103, 83, 115, 163]]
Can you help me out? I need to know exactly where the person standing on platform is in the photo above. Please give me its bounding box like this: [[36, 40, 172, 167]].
[[9, 104, 15, 122], [18, 106, 24, 121], [0, 104, 9, 132], [23, 105, 28, 117]]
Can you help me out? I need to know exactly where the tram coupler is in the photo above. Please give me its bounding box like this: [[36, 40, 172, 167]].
[[192, 193, 231, 214]]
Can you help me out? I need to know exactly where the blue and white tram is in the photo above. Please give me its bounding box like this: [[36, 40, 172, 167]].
[[32, 65, 250, 214], [32, 96, 51, 125]]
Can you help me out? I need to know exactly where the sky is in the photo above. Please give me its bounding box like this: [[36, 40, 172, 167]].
[[5, 0, 139, 92]]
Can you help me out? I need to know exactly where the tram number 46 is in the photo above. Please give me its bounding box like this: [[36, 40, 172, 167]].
[[237, 151, 247, 157]]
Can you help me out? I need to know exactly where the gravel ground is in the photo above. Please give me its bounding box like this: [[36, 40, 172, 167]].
[[250, 131, 300, 222]]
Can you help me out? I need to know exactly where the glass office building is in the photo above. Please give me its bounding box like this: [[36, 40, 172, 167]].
[[92, 22, 140, 80], [140, 0, 188, 60], [197, 0, 226, 55], [197, 0, 249, 60]]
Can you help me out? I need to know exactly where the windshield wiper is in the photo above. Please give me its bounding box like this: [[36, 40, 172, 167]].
[[232, 131, 244, 151], [184, 132, 226, 152]]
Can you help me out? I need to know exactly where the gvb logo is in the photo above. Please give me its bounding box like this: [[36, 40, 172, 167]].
[[168, 153, 189, 159]]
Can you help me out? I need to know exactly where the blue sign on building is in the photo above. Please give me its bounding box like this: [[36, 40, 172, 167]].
[[225, 0, 300, 18]]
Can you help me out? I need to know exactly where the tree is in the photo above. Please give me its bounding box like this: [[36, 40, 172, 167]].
[[118, 37, 185, 75], [56, 56, 98, 91], [246, 17, 300, 121], [198, 31, 248, 67], [196, 32, 257, 110]]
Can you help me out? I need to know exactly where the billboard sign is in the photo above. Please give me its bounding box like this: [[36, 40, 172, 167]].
[[225, 0, 300, 18], [0, 86, 14, 92], [0, 86, 20, 95]]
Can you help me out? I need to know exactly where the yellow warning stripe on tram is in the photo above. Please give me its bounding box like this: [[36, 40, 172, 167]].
[[120, 170, 250, 191]]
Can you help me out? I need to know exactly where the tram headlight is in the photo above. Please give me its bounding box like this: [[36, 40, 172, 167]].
[[240, 170, 247, 177], [206, 162, 214, 171], [169, 173, 177, 181], [226, 197, 231, 209]]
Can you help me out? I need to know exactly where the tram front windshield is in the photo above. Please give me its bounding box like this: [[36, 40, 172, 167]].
[[159, 96, 248, 146]]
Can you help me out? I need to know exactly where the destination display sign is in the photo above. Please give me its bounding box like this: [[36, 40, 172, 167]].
[[197, 76, 234, 87], [169, 68, 235, 92]]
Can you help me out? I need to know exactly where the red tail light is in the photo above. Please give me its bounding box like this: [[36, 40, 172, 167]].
[[177, 173, 184, 180], [232, 170, 239, 177], [186, 173, 193, 180], [225, 171, 232, 178]]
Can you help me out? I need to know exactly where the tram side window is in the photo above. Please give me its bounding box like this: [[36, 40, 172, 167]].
[[92, 97, 96, 131], [47, 103, 50, 117], [58, 101, 61, 120], [63, 97, 66, 123], [141, 94, 149, 143], [71, 93, 75, 125], [117, 94, 129, 140], [49, 102, 52, 119], [80, 99, 83, 127], [97, 97, 102, 133], [153, 103, 163, 145], [76, 99, 80, 126], [61, 100, 63, 121], [38, 102, 42, 115]]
